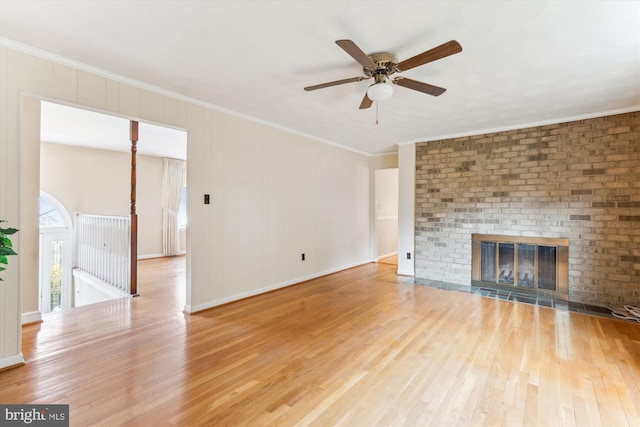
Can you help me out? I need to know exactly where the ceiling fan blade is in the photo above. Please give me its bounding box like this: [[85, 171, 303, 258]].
[[396, 40, 462, 72], [359, 92, 373, 109], [393, 77, 446, 96], [336, 40, 377, 69], [304, 76, 366, 91]]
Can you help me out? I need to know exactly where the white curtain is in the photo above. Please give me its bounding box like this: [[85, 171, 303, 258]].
[[162, 158, 186, 255]]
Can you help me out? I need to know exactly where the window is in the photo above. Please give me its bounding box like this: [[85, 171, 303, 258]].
[[38, 193, 71, 312], [39, 197, 66, 228], [178, 186, 187, 229]]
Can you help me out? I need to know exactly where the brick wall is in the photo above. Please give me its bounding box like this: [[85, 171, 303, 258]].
[[415, 111, 640, 307]]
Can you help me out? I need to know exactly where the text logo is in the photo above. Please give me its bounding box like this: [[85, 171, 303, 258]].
[[0, 405, 69, 426]]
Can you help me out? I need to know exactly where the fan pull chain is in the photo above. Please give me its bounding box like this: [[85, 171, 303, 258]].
[[376, 102, 379, 125]]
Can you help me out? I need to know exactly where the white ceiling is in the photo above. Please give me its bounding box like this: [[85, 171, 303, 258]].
[[1, 0, 639, 155], [41, 101, 187, 160]]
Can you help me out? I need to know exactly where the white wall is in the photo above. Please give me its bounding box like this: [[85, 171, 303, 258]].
[[0, 46, 372, 369], [73, 269, 128, 307], [40, 141, 165, 257], [19, 98, 42, 325], [397, 143, 415, 276]]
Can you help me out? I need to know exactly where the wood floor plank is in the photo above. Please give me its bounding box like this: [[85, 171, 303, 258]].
[[1, 256, 639, 426]]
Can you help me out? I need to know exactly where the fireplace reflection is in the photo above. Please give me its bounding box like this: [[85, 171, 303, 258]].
[[472, 234, 568, 295]]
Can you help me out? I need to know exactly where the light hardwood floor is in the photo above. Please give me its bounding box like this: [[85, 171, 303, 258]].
[[1, 256, 639, 426], [377, 254, 398, 266]]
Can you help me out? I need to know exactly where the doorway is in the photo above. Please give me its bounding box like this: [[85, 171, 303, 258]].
[[374, 168, 398, 266], [39, 100, 188, 309]]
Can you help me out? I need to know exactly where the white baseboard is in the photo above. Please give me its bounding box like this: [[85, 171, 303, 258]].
[[376, 251, 398, 261], [138, 253, 164, 260], [397, 269, 415, 276], [22, 311, 42, 325], [0, 353, 25, 370], [138, 252, 186, 260], [184, 259, 371, 314]]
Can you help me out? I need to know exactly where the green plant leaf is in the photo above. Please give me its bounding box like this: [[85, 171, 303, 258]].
[[0, 220, 18, 280], [0, 227, 18, 235], [0, 247, 17, 256]]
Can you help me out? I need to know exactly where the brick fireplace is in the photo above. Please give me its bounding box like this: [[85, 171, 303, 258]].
[[414, 111, 640, 307]]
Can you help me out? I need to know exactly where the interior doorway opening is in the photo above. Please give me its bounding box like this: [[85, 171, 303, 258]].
[[375, 168, 398, 267], [38, 100, 188, 311]]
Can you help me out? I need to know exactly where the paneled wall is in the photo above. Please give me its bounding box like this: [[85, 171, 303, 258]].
[[414, 112, 640, 307], [0, 46, 371, 368]]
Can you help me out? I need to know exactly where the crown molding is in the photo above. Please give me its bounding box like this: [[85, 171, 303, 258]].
[[0, 38, 372, 157], [397, 106, 640, 146]]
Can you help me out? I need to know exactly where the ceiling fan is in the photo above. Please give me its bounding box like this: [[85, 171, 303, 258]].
[[304, 39, 462, 109]]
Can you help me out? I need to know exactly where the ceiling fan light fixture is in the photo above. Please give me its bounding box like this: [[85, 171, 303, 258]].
[[304, 39, 462, 108], [367, 82, 393, 102]]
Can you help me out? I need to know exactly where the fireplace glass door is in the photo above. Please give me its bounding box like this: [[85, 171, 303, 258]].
[[537, 246, 557, 291], [477, 240, 557, 292], [480, 242, 496, 282], [498, 243, 515, 284], [517, 244, 535, 288]]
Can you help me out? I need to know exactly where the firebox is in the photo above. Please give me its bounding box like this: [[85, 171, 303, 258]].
[[471, 234, 569, 296]]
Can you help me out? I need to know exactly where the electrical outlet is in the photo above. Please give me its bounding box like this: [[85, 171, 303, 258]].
[[301, 253, 305, 261], [407, 252, 411, 260], [204, 194, 210, 204]]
